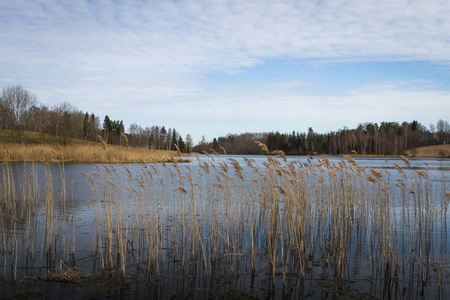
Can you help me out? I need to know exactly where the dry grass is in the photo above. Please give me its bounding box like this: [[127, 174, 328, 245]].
[[78, 149, 448, 286], [0, 144, 189, 163], [405, 144, 450, 158], [39, 261, 87, 282], [1, 143, 448, 296]]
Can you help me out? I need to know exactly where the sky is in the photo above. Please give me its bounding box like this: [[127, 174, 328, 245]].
[[1, 0, 450, 144]]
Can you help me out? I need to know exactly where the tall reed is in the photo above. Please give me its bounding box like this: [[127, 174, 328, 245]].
[[0, 144, 448, 298]]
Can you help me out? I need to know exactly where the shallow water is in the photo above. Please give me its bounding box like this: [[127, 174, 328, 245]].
[[1, 155, 449, 299]]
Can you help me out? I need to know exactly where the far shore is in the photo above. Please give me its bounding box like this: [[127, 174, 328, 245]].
[[197, 144, 450, 159], [1, 143, 448, 164], [0, 144, 190, 164]]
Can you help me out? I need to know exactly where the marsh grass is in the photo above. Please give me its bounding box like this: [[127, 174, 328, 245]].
[[0, 144, 448, 298], [81, 149, 448, 290], [0, 159, 76, 281], [0, 144, 189, 163], [40, 261, 87, 282]]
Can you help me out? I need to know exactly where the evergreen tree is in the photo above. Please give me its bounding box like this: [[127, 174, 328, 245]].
[[178, 136, 186, 153], [83, 112, 89, 139], [172, 129, 177, 150]]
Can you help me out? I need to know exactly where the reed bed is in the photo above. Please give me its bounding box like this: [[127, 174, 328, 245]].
[[0, 146, 449, 298], [0, 144, 188, 163], [0, 161, 74, 281]]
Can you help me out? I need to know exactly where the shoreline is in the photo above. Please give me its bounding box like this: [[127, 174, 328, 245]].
[[0, 143, 191, 164], [2, 143, 449, 163]]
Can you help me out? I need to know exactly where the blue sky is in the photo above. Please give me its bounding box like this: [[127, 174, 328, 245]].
[[1, 0, 450, 143]]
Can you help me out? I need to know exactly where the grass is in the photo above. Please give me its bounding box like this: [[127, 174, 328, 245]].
[[405, 144, 450, 158], [0, 129, 94, 145], [0, 143, 189, 163], [0, 129, 189, 163], [0, 143, 448, 298]]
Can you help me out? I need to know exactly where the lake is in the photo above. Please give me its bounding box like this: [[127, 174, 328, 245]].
[[1, 154, 449, 299]]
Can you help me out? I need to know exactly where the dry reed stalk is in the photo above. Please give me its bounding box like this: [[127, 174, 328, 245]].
[[254, 141, 270, 155], [209, 148, 219, 157], [271, 150, 287, 162], [201, 150, 211, 158], [97, 135, 107, 149], [400, 155, 411, 168], [343, 155, 357, 165], [1, 143, 446, 293], [173, 143, 182, 157], [219, 146, 227, 155], [120, 132, 129, 147]]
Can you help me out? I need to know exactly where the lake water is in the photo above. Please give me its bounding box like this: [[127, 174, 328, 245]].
[[1, 155, 449, 299]]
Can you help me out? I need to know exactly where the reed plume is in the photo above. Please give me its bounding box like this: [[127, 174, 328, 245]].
[[120, 132, 129, 147], [97, 135, 107, 149], [254, 141, 270, 155]]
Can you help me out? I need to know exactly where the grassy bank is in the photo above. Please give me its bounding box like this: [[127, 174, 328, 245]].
[[0, 144, 189, 163], [0, 129, 189, 163], [0, 129, 95, 145], [405, 144, 450, 158]]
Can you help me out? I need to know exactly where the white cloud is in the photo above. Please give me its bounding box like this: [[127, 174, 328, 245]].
[[125, 80, 450, 139], [2, 0, 450, 74], [1, 0, 450, 141]]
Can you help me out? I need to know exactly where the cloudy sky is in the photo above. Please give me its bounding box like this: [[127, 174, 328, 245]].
[[1, 0, 450, 143]]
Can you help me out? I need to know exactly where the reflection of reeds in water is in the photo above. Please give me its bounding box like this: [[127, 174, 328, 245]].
[[0, 144, 449, 297], [0, 157, 75, 280], [82, 148, 448, 288]]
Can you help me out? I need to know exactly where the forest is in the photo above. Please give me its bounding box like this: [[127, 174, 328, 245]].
[[1, 85, 449, 156], [193, 120, 450, 156], [0, 86, 191, 152]]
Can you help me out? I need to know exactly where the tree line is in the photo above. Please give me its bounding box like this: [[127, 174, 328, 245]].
[[127, 123, 192, 153], [0, 85, 100, 145], [193, 120, 450, 156], [2, 85, 448, 155], [0, 85, 191, 152]]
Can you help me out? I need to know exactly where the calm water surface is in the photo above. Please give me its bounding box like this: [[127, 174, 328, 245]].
[[1, 155, 449, 299]]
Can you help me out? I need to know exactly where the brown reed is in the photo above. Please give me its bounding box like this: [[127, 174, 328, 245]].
[[0, 142, 447, 298]]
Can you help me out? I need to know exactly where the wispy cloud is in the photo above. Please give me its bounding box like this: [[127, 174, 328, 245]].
[[1, 0, 449, 140], [132, 80, 450, 138], [3, 0, 450, 73]]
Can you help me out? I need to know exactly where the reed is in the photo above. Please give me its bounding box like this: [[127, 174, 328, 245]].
[[0, 159, 73, 280], [0, 144, 189, 163], [0, 144, 448, 298]]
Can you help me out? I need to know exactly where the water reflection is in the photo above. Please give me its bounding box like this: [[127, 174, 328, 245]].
[[0, 155, 449, 299]]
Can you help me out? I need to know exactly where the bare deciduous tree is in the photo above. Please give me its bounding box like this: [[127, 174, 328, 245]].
[[2, 86, 37, 143], [436, 119, 450, 144]]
